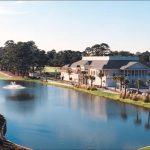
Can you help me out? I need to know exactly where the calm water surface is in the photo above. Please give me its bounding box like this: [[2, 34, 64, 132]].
[[0, 81, 149, 149]]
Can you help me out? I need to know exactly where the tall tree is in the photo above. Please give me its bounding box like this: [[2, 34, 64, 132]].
[[89, 75, 95, 86], [111, 50, 134, 56], [37, 50, 47, 73], [83, 43, 111, 56], [98, 71, 104, 88], [123, 79, 129, 98], [136, 79, 142, 93], [138, 51, 150, 67], [116, 75, 125, 91], [1, 40, 17, 73], [82, 47, 92, 56], [47, 50, 56, 66], [113, 75, 117, 91], [66, 68, 72, 81]]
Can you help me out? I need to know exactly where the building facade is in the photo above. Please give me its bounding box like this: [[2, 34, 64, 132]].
[[61, 56, 150, 88]]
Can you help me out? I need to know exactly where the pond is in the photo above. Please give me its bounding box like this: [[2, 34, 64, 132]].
[[0, 80, 149, 150]]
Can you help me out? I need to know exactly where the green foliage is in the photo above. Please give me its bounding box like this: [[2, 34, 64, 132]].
[[83, 43, 111, 56], [47, 50, 82, 67], [44, 67, 60, 73], [116, 75, 125, 90], [139, 51, 150, 64], [98, 71, 104, 87], [88, 75, 95, 86], [74, 84, 97, 91], [0, 41, 82, 75], [66, 68, 72, 75], [0, 40, 47, 76], [66, 68, 72, 80], [110, 50, 134, 56]]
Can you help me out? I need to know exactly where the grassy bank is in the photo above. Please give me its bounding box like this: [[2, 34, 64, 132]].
[[0, 72, 11, 80], [0, 72, 24, 80]]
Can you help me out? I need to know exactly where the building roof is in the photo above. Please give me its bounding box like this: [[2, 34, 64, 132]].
[[82, 56, 139, 61], [69, 60, 87, 68], [62, 56, 150, 70], [62, 60, 91, 68], [90, 60, 131, 69], [63, 64, 70, 68], [120, 62, 150, 70]]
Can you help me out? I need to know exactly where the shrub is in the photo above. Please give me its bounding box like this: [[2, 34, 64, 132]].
[[120, 91, 126, 99], [126, 91, 131, 99], [83, 85, 97, 91], [91, 86, 97, 91], [141, 94, 149, 103], [136, 94, 141, 101], [80, 84, 87, 89], [120, 92, 123, 98], [129, 93, 133, 99], [122, 92, 126, 99], [132, 94, 138, 101], [74, 84, 80, 88], [86, 86, 91, 90]]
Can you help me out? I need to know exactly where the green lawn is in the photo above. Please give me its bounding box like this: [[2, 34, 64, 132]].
[[44, 67, 61, 73], [0, 72, 10, 80]]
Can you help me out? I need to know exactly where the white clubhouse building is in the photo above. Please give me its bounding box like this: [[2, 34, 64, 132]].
[[61, 56, 150, 88]]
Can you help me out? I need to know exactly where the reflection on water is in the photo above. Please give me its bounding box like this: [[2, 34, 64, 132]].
[[145, 111, 150, 130], [6, 91, 34, 101], [120, 103, 128, 121], [0, 81, 149, 149], [134, 108, 142, 126]]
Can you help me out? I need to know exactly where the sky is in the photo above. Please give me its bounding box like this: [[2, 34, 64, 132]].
[[0, 1, 150, 53]]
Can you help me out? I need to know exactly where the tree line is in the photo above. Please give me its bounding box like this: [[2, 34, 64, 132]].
[[0, 40, 82, 76], [0, 40, 149, 76]]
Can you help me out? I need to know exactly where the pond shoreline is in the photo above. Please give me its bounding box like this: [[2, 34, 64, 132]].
[[0, 113, 31, 150]]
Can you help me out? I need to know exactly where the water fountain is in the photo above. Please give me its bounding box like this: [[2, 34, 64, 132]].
[[3, 81, 26, 90]]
